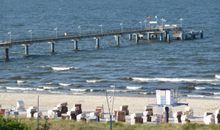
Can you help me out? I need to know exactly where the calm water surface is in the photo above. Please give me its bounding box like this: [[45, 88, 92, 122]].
[[0, 0, 220, 97]]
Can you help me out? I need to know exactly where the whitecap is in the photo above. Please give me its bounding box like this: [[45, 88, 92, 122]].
[[86, 80, 102, 83], [58, 83, 71, 87], [43, 86, 60, 90], [213, 92, 220, 95], [195, 87, 206, 90], [6, 87, 35, 91], [70, 88, 88, 92], [187, 95, 205, 98], [17, 80, 25, 85], [215, 75, 220, 79], [51, 67, 74, 71], [131, 77, 217, 83], [126, 86, 143, 90]]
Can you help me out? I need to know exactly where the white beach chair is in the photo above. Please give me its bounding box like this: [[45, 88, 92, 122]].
[[26, 106, 37, 118], [214, 109, 220, 124], [16, 100, 25, 111], [203, 112, 215, 125]]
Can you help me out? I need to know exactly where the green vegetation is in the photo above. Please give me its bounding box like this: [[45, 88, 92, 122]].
[[0, 116, 29, 130], [1, 116, 220, 130]]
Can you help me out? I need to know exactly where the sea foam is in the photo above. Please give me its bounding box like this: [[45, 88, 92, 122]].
[[131, 77, 218, 83]]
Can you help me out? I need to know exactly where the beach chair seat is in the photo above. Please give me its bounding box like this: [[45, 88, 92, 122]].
[[26, 106, 37, 118], [115, 111, 126, 122], [47, 110, 57, 119]]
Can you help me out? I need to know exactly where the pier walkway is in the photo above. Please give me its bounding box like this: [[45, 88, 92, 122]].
[[0, 26, 203, 61]]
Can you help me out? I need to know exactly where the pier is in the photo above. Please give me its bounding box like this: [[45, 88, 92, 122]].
[[0, 25, 203, 61]]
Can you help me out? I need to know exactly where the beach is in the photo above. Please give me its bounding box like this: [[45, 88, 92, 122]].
[[1, 92, 220, 118]]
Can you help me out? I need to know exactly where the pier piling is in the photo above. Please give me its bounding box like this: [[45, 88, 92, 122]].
[[95, 37, 100, 49], [51, 42, 55, 53], [72, 40, 79, 51], [128, 34, 132, 41], [114, 35, 120, 47], [23, 44, 29, 56], [4, 48, 9, 61], [200, 30, 203, 39], [134, 34, 139, 43]]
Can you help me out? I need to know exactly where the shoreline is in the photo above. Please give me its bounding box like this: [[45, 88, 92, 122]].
[[1, 92, 220, 118]]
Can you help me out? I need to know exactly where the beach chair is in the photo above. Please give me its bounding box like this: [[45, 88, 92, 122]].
[[75, 104, 82, 115], [115, 111, 126, 122], [130, 113, 143, 125], [184, 106, 193, 118], [143, 111, 152, 123], [16, 100, 25, 111], [203, 112, 215, 125], [76, 113, 86, 122], [173, 111, 182, 123], [26, 106, 37, 118], [120, 105, 129, 115], [96, 106, 104, 119], [214, 109, 220, 124]]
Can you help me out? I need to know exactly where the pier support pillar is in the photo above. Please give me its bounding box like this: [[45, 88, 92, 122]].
[[200, 30, 203, 39], [23, 44, 29, 56], [51, 42, 55, 53], [128, 34, 132, 41], [180, 32, 184, 40], [159, 33, 163, 41], [72, 40, 79, 51], [134, 34, 139, 44], [147, 32, 150, 40], [166, 33, 170, 43], [4, 48, 9, 61], [94, 37, 100, 49], [114, 35, 120, 47]]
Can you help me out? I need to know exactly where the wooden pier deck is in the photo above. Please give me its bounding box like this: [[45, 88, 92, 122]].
[[0, 26, 203, 61]]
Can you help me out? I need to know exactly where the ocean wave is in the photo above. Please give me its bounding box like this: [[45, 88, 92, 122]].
[[187, 94, 205, 98], [131, 77, 219, 83], [195, 86, 220, 90], [126, 86, 143, 90], [58, 83, 71, 87], [43, 86, 60, 90], [194, 87, 206, 90], [6, 87, 35, 91], [86, 80, 103, 83], [215, 75, 220, 79], [213, 92, 220, 95], [51, 66, 76, 71], [16, 80, 25, 85], [70, 88, 88, 92]]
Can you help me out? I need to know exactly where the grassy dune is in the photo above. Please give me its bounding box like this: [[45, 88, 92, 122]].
[[20, 119, 220, 130]]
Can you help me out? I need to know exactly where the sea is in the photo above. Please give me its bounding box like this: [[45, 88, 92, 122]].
[[0, 0, 220, 98]]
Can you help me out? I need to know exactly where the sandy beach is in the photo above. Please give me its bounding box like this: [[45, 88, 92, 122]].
[[1, 92, 220, 118]]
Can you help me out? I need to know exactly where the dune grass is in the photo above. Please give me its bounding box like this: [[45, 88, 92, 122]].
[[19, 118, 220, 130]]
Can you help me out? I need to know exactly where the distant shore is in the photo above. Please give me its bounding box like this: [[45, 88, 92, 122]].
[[1, 92, 220, 118]]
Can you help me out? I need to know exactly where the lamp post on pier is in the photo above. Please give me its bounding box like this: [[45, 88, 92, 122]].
[[139, 21, 142, 29], [54, 27, 58, 38], [98, 24, 103, 34], [78, 25, 81, 35], [120, 23, 123, 32], [179, 18, 183, 28], [28, 30, 32, 41], [144, 19, 147, 29], [8, 32, 11, 43], [161, 18, 166, 28]]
